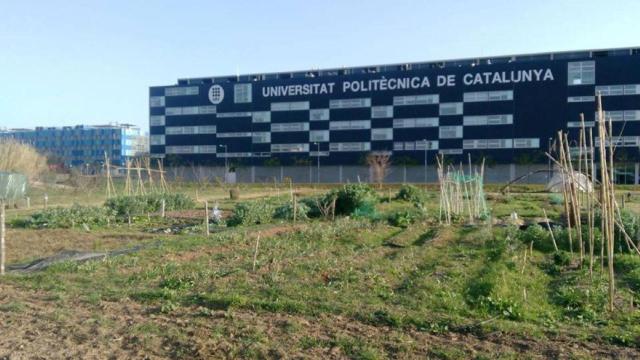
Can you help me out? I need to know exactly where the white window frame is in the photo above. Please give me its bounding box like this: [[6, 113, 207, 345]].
[[439, 102, 463, 116]]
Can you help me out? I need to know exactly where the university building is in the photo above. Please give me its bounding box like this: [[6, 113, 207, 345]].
[[0, 124, 147, 167], [149, 47, 640, 181]]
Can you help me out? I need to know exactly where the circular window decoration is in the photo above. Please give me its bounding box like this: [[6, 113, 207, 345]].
[[208, 85, 224, 104]]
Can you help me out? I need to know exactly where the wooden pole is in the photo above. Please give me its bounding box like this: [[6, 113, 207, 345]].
[[161, 199, 166, 218], [252, 233, 261, 272], [1, 201, 5, 275], [204, 200, 210, 236]]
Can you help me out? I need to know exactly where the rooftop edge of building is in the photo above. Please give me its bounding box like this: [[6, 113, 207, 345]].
[[162, 46, 640, 87]]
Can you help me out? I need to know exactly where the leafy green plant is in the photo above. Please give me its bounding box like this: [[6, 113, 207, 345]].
[[104, 193, 194, 218], [11, 205, 116, 229], [387, 208, 426, 228], [395, 184, 426, 205], [324, 183, 378, 216], [273, 201, 309, 221], [227, 200, 274, 226]]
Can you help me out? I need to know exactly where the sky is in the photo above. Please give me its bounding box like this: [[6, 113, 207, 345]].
[[1, 0, 639, 131]]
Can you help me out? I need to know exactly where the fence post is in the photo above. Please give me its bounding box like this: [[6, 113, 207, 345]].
[[204, 200, 210, 236], [161, 199, 166, 218], [43, 193, 48, 209], [26, 197, 30, 209], [1, 201, 5, 275]]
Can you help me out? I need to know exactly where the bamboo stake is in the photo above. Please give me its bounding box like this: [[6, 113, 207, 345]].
[[542, 208, 558, 252], [252, 233, 261, 272], [204, 200, 210, 236], [1, 201, 5, 275]]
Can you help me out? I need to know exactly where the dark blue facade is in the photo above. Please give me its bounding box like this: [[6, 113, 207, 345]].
[[149, 47, 640, 166]]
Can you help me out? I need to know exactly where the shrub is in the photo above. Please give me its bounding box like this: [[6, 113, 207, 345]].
[[395, 184, 426, 205], [325, 183, 378, 216], [298, 197, 323, 218], [519, 225, 554, 252], [227, 201, 274, 227], [626, 268, 640, 291], [12, 205, 115, 229], [388, 208, 427, 228], [615, 254, 640, 273], [553, 251, 571, 266], [273, 201, 309, 221], [104, 193, 194, 217]]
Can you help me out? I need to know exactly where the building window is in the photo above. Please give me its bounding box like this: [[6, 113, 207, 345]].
[[439, 102, 463, 116], [271, 143, 309, 153], [463, 114, 513, 126], [217, 111, 252, 118], [271, 101, 310, 111], [392, 118, 439, 128], [567, 121, 595, 128], [393, 94, 439, 106], [329, 120, 371, 130], [150, 135, 165, 145], [329, 98, 371, 109], [329, 142, 371, 152], [595, 84, 640, 96], [149, 96, 165, 107], [415, 140, 438, 150], [165, 126, 216, 135], [310, 109, 330, 121], [271, 122, 309, 132], [513, 138, 540, 148], [234, 83, 252, 103], [568, 61, 595, 85], [371, 128, 393, 141], [371, 106, 393, 118], [217, 132, 252, 138], [463, 90, 513, 102], [165, 106, 216, 116], [252, 111, 271, 123], [567, 96, 595, 103], [164, 86, 199, 96], [149, 116, 165, 126], [439, 126, 463, 139], [252, 132, 271, 143], [463, 139, 513, 149], [310, 130, 329, 142]]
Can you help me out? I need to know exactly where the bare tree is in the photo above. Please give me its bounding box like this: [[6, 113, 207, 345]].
[[366, 152, 391, 188]]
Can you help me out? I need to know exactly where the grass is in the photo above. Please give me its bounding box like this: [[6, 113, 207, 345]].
[[1, 182, 640, 358]]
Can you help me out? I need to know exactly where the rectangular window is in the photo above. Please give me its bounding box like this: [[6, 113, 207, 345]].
[[310, 109, 330, 121], [166, 145, 195, 154], [568, 61, 595, 85], [164, 86, 199, 96], [439, 102, 463, 116], [393, 94, 439, 106], [271, 122, 309, 132], [217, 152, 252, 158], [596, 84, 640, 96], [392, 117, 438, 128], [439, 126, 463, 139], [371, 106, 393, 118], [415, 140, 439, 150], [404, 142, 415, 151], [149, 115, 165, 126], [310, 130, 329, 142], [150, 135, 165, 145], [393, 142, 404, 151], [216, 132, 252, 138], [439, 149, 463, 155], [567, 121, 595, 128], [252, 111, 271, 123], [463, 139, 513, 149], [329, 142, 371, 152], [252, 132, 271, 143], [217, 111, 252, 118], [371, 128, 393, 141], [234, 83, 252, 103], [463, 90, 513, 102], [329, 120, 371, 130], [568, 96, 595, 103], [624, 110, 640, 121], [271, 101, 310, 111], [165, 126, 216, 135], [271, 143, 309, 153], [197, 145, 217, 154], [329, 98, 371, 109], [513, 138, 540, 148], [595, 136, 640, 147], [463, 114, 513, 126], [149, 96, 165, 107], [165, 106, 216, 116]]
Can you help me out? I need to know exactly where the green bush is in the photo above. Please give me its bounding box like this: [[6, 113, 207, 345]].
[[298, 197, 323, 218], [519, 224, 554, 252], [395, 184, 426, 205], [615, 254, 640, 273], [273, 201, 309, 221], [553, 251, 571, 266], [387, 208, 426, 228], [104, 193, 194, 217], [626, 268, 640, 291], [325, 183, 378, 216], [227, 201, 274, 227], [11, 205, 115, 229]]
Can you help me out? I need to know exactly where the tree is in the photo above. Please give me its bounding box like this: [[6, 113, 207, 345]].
[[366, 152, 391, 188]]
